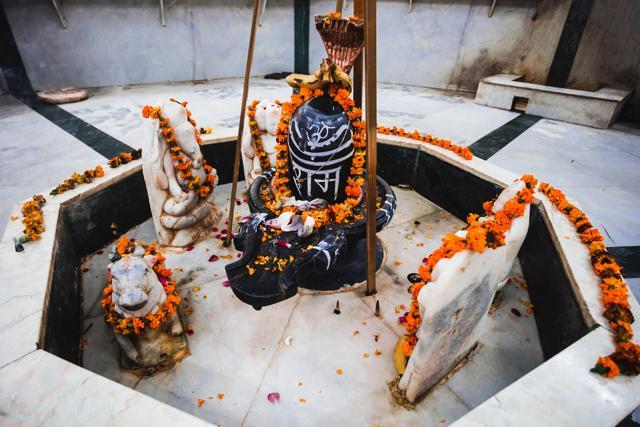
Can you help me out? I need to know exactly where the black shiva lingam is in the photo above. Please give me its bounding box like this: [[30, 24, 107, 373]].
[[225, 14, 397, 309]]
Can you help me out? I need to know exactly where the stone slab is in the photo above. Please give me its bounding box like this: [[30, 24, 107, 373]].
[[475, 74, 632, 129]]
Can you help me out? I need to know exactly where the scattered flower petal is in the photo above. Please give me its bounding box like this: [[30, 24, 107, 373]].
[[208, 254, 219, 262], [267, 392, 280, 405]]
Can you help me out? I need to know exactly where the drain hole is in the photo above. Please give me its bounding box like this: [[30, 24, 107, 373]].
[[511, 96, 529, 113]]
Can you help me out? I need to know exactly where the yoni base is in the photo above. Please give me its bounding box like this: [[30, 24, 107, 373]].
[[225, 225, 385, 310], [294, 237, 384, 292], [120, 335, 190, 377]]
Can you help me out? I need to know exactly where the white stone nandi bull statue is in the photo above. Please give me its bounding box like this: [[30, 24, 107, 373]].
[[143, 99, 220, 247], [241, 99, 281, 188], [107, 243, 189, 372]]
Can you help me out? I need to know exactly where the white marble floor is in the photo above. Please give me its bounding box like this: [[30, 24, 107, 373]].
[[2, 78, 639, 298], [3, 78, 639, 299], [81, 184, 543, 427]]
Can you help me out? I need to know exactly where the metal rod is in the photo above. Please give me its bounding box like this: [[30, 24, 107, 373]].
[[160, 0, 166, 26], [51, 0, 68, 28], [364, 0, 377, 295], [225, 0, 261, 247], [353, 0, 364, 108], [488, 0, 497, 17], [258, 0, 268, 27], [336, 0, 344, 13]]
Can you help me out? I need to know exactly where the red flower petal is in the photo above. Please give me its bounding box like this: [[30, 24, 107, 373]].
[[276, 240, 290, 248], [267, 392, 280, 405], [208, 255, 219, 262]]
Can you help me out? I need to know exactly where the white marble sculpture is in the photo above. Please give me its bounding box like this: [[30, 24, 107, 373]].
[[143, 99, 220, 247], [108, 244, 188, 370], [241, 99, 281, 188], [399, 180, 530, 402]]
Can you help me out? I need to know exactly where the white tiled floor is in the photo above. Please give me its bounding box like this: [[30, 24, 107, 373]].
[[488, 118, 640, 248], [2, 78, 639, 423], [81, 184, 543, 426], [1, 77, 638, 291]]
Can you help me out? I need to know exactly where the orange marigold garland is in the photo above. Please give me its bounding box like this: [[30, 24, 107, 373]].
[[100, 236, 181, 335], [107, 149, 142, 168], [141, 101, 216, 199], [18, 195, 47, 243], [18, 150, 142, 245], [247, 99, 272, 171], [538, 182, 640, 378], [50, 165, 105, 195], [269, 85, 366, 227], [401, 174, 537, 357], [377, 125, 473, 160]]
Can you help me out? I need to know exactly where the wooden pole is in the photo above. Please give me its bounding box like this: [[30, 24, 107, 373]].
[[336, 0, 344, 13], [364, 0, 377, 295], [225, 0, 261, 247], [353, 0, 364, 108]]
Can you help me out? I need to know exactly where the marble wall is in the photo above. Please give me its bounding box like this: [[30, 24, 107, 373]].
[[310, 0, 571, 92], [2, 0, 568, 92], [2, 0, 295, 90], [3, 0, 639, 120]]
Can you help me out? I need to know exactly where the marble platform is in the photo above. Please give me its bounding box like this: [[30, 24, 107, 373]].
[[476, 74, 632, 128], [1, 79, 640, 424], [80, 183, 543, 426]]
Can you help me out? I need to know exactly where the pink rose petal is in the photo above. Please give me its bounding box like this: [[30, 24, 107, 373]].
[[158, 275, 169, 286], [212, 227, 219, 232], [208, 255, 219, 262], [222, 280, 231, 288], [276, 240, 291, 248], [185, 245, 194, 252], [267, 392, 280, 405], [398, 316, 407, 324]]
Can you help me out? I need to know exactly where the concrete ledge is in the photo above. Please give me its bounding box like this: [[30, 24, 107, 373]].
[[1, 137, 638, 425], [475, 74, 632, 129]]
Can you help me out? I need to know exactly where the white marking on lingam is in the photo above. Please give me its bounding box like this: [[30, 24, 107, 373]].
[[291, 163, 342, 200], [291, 119, 353, 157]]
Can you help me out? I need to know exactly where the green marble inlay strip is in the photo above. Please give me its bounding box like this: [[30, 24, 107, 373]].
[[468, 114, 541, 160], [18, 94, 134, 159], [1, 5, 132, 159], [294, 0, 310, 74], [608, 246, 640, 279]]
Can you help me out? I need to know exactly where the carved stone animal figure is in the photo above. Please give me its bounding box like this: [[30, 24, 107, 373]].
[[398, 180, 531, 402], [107, 244, 188, 371], [241, 99, 281, 187], [143, 99, 220, 247]]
